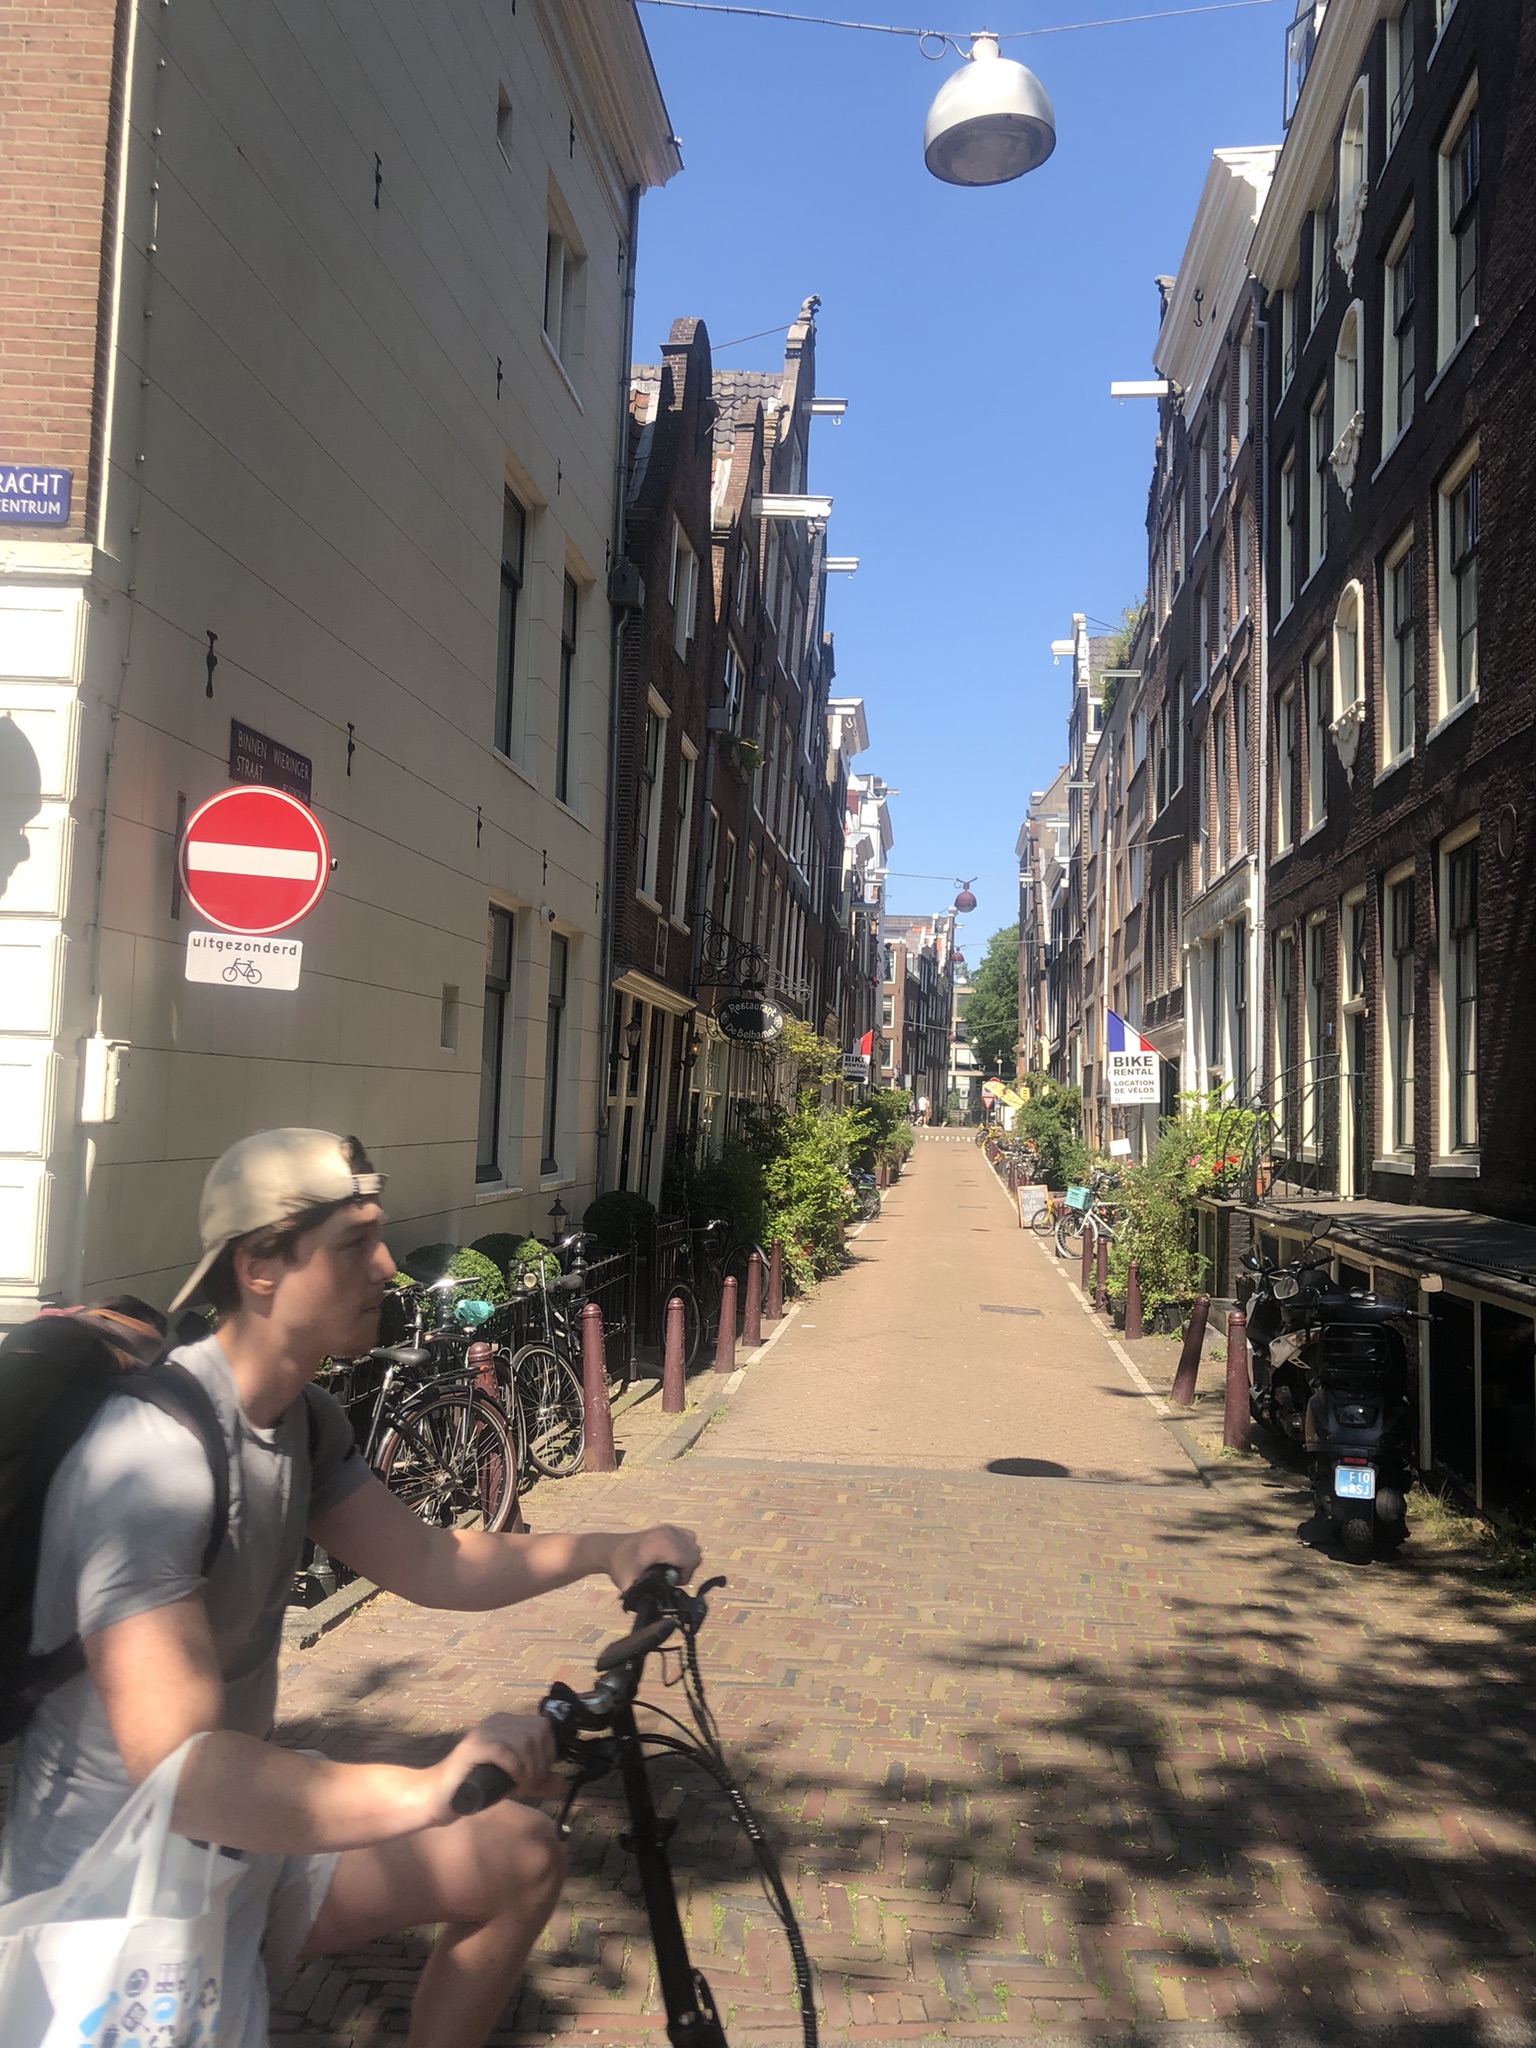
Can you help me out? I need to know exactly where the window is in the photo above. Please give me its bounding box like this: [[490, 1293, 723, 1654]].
[[1387, 0, 1414, 150], [1234, 680, 1250, 850], [543, 224, 584, 368], [722, 643, 745, 733], [1207, 930, 1225, 1083], [1279, 448, 1296, 610], [1192, 432, 1207, 535], [1129, 842, 1144, 905], [636, 705, 664, 900], [1276, 684, 1298, 851], [1385, 871, 1415, 1153], [670, 743, 696, 923], [1440, 94, 1479, 361], [1305, 915, 1327, 1149], [1232, 919, 1249, 1096], [1334, 582, 1361, 712], [1212, 706, 1229, 874], [1194, 735, 1208, 893], [1338, 83, 1366, 256], [719, 830, 737, 917], [1197, 582, 1210, 693], [1131, 705, 1147, 770], [477, 907, 515, 1183], [1383, 530, 1416, 761], [1306, 643, 1330, 831], [1310, 207, 1332, 330], [556, 573, 578, 804], [1441, 832, 1478, 1151], [1440, 452, 1478, 711], [541, 933, 567, 1175], [1274, 930, 1297, 1138], [1125, 966, 1142, 1029], [1309, 385, 1329, 572], [1215, 538, 1229, 650], [1168, 673, 1184, 792], [1334, 302, 1361, 433], [495, 491, 526, 756], [1239, 334, 1253, 441], [1280, 288, 1296, 389], [668, 521, 698, 659], [702, 805, 720, 916], [1234, 499, 1250, 619], [1384, 214, 1416, 446]]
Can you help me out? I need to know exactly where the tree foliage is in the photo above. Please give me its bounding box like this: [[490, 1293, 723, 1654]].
[[963, 923, 1020, 1075]]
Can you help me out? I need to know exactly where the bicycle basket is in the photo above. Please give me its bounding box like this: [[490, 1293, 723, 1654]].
[[1065, 1184, 1092, 1212]]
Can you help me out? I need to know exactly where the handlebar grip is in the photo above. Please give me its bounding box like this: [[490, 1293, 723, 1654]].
[[450, 1762, 515, 1816]]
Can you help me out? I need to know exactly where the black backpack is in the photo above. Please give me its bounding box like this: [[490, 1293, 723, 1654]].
[[0, 1298, 231, 1742]]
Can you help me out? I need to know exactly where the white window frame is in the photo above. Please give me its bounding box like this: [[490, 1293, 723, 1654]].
[[670, 740, 697, 926], [1386, 0, 1415, 153], [1382, 859, 1415, 1159], [1234, 678, 1250, 852], [543, 216, 586, 372], [1333, 301, 1362, 436], [636, 696, 668, 905], [1438, 80, 1479, 367], [668, 520, 698, 659], [1275, 684, 1297, 853], [1436, 441, 1479, 722], [1437, 820, 1479, 1159], [1383, 210, 1416, 451], [1309, 384, 1330, 574], [1279, 448, 1296, 615], [1305, 643, 1330, 834], [1382, 526, 1416, 766], [721, 642, 745, 734], [1333, 579, 1363, 714]]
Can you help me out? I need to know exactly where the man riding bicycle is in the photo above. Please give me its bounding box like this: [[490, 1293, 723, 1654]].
[[0, 1128, 700, 2048]]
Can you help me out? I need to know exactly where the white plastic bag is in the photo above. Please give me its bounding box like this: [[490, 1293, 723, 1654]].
[[0, 1735, 242, 2048]]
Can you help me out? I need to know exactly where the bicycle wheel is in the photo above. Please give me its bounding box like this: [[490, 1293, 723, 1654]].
[[1054, 1211, 1084, 1259], [855, 1186, 881, 1223], [514, 1343, 586, 1478], [1028, 1200, 1055, 1236], [376, 1388, 518, 1532]]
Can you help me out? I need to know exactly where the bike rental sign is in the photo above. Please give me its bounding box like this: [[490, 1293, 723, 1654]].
[[179, 786, 331, 991], [1106, 1008, 1159, 1104]]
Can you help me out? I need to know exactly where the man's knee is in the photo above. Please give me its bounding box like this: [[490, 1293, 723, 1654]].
[[472, 1802, 566, 1917]]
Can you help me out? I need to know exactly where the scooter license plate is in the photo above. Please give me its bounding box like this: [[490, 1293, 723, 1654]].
[[1334, 1464, 1376, 1501]]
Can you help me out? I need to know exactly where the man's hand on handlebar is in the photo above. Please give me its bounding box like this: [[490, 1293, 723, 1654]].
[[427, 1712, 564, 1824], [606, 1523, 701, 1595]]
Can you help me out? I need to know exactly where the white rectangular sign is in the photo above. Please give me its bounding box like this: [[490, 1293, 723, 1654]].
[[185, 929, 302, 990], [841, 1053, 870, 1079], [1107, 1050, 1159, 1104]]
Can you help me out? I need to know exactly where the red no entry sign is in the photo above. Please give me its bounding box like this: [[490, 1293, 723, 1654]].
[[180, 786, 330, 935]]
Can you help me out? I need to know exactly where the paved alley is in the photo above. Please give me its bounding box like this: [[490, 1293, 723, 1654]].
[[271, 1141, 1536, 2047]]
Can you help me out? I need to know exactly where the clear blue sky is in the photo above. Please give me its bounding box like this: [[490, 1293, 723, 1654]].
[[630, 0, 1287, 965]]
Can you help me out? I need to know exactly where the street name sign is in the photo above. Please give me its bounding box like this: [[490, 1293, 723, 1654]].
[[0, 464, 72, 526], [179, 786, 330, 934], [228, 718, 313, 802], [184, 930, 303, 990]]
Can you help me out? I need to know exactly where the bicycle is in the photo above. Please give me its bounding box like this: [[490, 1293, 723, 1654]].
[[846, 1170, 881, 1224], [326, 1281, 521, 1530], [452, 1564, 817, 2048], [1024, 1186, 1066, 1235], [499, 1251, 589, 1479], [1053, 1170, 1120, 1260]]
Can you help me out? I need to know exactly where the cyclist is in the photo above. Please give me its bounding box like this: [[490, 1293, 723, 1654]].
[[0, 1128, 700, 2048]]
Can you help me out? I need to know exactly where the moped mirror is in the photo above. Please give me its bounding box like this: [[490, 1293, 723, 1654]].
[[1273, 1273, 1300, 1300]]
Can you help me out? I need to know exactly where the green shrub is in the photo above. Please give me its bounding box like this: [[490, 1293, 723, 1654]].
[[401, 1242, 458, 1284], [1013, 1075, 1087, 1187], [663, 1134, 766, 1245], [473, 1231, 559, 1287], [400, 1243, 509, 1304], [758, 1103, 854, 1290], [849, 1088, 911, 1172], [583, 1189, 657, 1253], [1107, 1092, 1258, 1314]]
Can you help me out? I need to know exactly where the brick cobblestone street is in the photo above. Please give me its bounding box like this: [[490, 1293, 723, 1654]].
[[273, 1137, 1536, 2045]]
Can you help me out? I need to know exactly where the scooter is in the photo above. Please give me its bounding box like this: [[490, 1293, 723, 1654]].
[[1243, 1242, 1419, 1563]]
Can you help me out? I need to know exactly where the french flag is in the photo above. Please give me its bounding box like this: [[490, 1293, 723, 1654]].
[[1106, 1009, 1155, 1055]]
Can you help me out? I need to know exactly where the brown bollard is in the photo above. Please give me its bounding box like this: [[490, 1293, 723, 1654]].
[[765, 1239, 784, 1322], [743, 1251, 763, 1348], [714, 1275, 737, 1373], [1223, 1309, 1251, 1451], [876, 1163, 889, 1190], [580, 1300, 616, 1471], [662, 1294, 686, 1414], [1080, 1226, 1092, 1293], [1095, 1229, 1109, 1312], [1169, 1293, 1211, 1408], [1125, 1259, 1144, 1343]]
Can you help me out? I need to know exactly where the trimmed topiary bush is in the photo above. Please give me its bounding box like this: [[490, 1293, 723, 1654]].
[[583, 1190, 657, 1254], [400, 1243, 509, 1304]]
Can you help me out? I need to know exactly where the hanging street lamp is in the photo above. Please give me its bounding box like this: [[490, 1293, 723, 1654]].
[[922, 33, 1056, 187]]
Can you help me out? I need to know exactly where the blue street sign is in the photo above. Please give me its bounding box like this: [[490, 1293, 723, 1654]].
[[0, 465, 72, 526]]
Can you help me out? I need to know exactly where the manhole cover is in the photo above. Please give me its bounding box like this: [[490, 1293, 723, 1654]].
[[979, 1303, 1042, 1316]]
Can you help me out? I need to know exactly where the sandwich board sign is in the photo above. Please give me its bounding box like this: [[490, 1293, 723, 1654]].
[[1106, 1009, 1159, 1104]]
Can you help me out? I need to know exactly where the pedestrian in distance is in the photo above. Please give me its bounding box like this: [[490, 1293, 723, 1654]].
[[0, 1128, 700, 2048]]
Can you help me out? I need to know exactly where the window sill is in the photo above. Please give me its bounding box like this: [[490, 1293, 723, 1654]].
[[540, 1173, 577, 1191], [1300, 821, 1328, 846], [1427, 691, 1477, 743], [1371, 422, 1413, 486], [1374, 749, 1413, 786], [540, 330, 585, 411], [1372, 1156, 1414, 1175], [1429, 1155, 1480, 1178], [1425, 318, 1479, 403], [636, 890, 664, 915], [475, 1181, 524, 1204], [669, 916, 691, 935], [494, 745, 539, 794]]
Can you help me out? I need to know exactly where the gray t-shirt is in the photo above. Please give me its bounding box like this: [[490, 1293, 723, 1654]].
[[0, 1334, 369, 1898]]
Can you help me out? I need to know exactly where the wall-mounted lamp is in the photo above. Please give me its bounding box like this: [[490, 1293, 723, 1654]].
[[624, 1012, 644, 1064]]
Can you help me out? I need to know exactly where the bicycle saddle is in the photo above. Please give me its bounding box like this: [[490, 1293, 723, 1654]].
[[368, 1343, 433, 1369]]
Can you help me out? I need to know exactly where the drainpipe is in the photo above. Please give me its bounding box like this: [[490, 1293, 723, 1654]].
[[594, 183, 643, 1194], [1252, 276, 1272, 1118]]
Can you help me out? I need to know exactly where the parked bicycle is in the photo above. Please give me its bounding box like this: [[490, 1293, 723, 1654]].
[[1053, 1168, 1120, 1260], [451, 1564, 816, 2048], [497, 1247, 590, 1479], [846, 1170, 881, 1223]]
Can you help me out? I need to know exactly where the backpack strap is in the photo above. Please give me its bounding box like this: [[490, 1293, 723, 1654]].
[[120, 1358, 231, 1577]]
